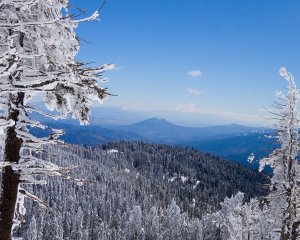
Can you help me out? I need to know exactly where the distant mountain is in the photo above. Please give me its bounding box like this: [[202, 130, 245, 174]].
[[30, 115, 274, 168], [112, 118, 197, 143], [111, 118, 267, 143]]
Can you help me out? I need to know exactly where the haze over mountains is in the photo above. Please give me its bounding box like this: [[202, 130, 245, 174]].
[[30, 105, 275, 169], [30, 104, 267, 127]]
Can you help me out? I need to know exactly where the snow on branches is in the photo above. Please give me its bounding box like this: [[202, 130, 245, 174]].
[[0, 0, 111, 235], [259, 67, 300, 239]]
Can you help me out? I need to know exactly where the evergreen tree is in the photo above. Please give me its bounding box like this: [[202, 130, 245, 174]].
[[145, 206, 160, 240], [23, 216, 37, 240], [126, 206, 143, 240], [0, 1, 110, 238], [43, 213, 63, 240], [161, 200, 183, 239], [70, 206, 84, 240], [259, 67, 300, 240], [210, 192, 245, 240]]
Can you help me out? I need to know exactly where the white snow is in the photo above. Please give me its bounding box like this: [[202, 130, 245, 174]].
[[192, 198, 196, 208], [279, 67, 288, 77], [247, 153, 255, 163], [181, 176, 188, 183], [193, 180, 200, 190], [107, 149, 119, 154], [168, 177, 176, 182]]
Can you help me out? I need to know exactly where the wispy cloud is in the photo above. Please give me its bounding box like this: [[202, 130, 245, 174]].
[[176, 103, 264, 124], [186, 87, 203, 95], [187, 70, 202, 78], [177, 103, 199, 113]]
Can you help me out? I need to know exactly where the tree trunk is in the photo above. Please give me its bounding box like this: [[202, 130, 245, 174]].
[[0, 93, 24, 240], [281, 142, 299, 240]]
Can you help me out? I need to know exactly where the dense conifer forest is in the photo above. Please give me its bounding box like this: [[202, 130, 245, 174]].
[[14, 141, 269, 239]]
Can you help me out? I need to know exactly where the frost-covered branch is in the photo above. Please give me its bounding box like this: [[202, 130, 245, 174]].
[[259, 67, 300, 239], [0, 0, 111, 237]]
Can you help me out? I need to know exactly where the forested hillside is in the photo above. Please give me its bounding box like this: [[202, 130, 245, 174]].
[[16, 141, 269, 239]]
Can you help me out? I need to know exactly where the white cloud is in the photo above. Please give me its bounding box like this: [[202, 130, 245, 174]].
[[187, 70, 202, 78], [186, 87, 203, 95]]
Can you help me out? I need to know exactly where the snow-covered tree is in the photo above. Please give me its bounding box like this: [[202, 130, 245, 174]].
[[161, 200, 183, 239], [70, 206, 83, 240], [259, 67, 300, 240], [145, 206, 160, 240], [43, 212, 63, 240], [189, 219, 203, 240], [23, 216, 37, 240], [0, 1, 111, 238], [242, 198, 268, 240], [210, 192, 245, 240], [126, 206, 144, 240]]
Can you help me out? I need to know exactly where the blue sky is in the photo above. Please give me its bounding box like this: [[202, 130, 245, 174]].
[[71, 0, 300, 126]]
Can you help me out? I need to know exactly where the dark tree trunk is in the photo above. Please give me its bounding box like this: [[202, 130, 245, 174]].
[[0, 93, 24, 240]]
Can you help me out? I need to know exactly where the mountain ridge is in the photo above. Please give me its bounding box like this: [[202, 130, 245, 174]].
[[30, 116, 274, 168], [110, 117, 269, 142]]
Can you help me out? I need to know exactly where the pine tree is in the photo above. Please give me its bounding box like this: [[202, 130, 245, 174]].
[[210, 192, 245, 240], [126, 206, 143, 240], [189, 219, 203, 240], [0, 1, 110, 238], [259, 67, 300, 240], [242, 198, 265, 240], [70, 206, 84, 240], [145, 206, 160, 240], [43, 213, 63, 240], [161, 200, 183, 239]]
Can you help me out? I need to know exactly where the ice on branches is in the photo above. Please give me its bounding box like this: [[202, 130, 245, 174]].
[[0, 0, 111, 234], [259, 67, 300, 239]]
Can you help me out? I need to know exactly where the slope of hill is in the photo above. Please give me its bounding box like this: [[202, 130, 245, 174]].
[[18, 141, 269, 239]]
